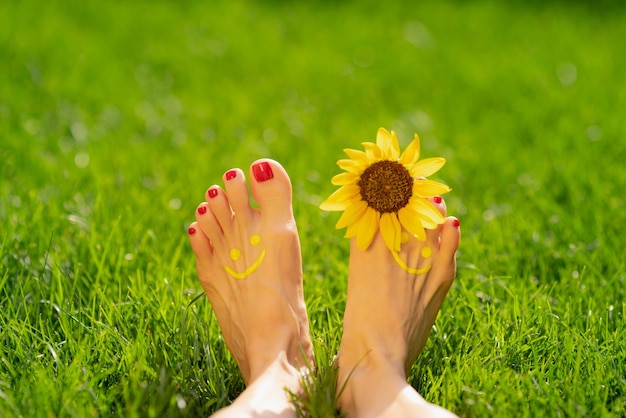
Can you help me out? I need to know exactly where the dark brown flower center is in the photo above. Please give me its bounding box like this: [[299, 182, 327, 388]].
[[358, 160, 414, 213]]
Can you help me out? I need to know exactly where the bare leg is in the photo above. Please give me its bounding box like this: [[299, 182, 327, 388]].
[[188, 159, 314, 418], [337, 197, 460, 418]]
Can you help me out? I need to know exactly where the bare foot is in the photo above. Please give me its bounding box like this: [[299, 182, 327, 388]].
[[188, 159, 314, 416], [337, 196, 460, 418]]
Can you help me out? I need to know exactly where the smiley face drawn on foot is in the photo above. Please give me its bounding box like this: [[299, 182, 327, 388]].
[[225, 234, 266, 279], [389, 241, 432, 275], [391, 250, 431, 275]]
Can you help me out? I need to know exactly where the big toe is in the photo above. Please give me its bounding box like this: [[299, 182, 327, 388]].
[[249, 159, 294, 224]]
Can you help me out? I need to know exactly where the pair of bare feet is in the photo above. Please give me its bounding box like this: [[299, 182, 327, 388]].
[[187, 159, 460, 418]]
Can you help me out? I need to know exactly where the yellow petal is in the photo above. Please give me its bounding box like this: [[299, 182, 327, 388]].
[[336, 200, 368, 229], [400, 134, 421, 166], [412, 179, 451, 198], [409, 198, 445, 225], [398, 207, 427, 241], [337, 159, 366, 174], [320, 184, 361, 211], [376, 127, 400, 160], [380, 212, 402, 252], [410, 158, 446, 178], [421, 219, 439, 230], [376, 127, 391, 149], [343, 148, 369, 162], [389, 131, 401, 159], [355, 207, 380, 250], [331, 172, 360, 186], [320, 200, 350, 211], [345, 222, 358, 238], [362, 142, 382, 160]]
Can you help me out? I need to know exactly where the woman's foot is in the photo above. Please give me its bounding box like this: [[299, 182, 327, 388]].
[[188, 159, 314, 414], [337, 196, 460, 418]]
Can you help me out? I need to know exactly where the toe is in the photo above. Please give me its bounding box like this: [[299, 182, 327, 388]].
[[426, 195, 447, 245], [431, 195, 447, 217], [439, 216, 460, 262], [222, 168, 255, 226], [196, 201, 225, 247], [248, 159, 294, 225], [421, 216, 459, 308], [205, 185, 235, 233], [188, 221, 213, 265]]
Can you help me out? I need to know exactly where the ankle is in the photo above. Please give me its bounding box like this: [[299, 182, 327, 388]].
[[245, 332, 292, 380], [246, 350, 300, 385], [337, 336, 408, 380], [337, 359, 411, 418]]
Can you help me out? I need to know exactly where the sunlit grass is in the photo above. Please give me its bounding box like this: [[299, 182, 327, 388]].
[[1, 0, 625, 416]]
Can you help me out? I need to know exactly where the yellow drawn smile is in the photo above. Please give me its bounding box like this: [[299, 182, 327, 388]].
[[390, 245, 432, 275], [225, 234, 266, 280]]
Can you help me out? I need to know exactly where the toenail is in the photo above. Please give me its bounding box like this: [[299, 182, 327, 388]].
[[401, 232, 409, 244], [197, 206, 207, 215], [188, 227, 196, 235], [421, 246, 432, 258], [252, 162, 274, 182], [452, 219, 461, 228], [208, 188, 218, 199], [225, 170, 237, 180], [433, 196, 443, 204]]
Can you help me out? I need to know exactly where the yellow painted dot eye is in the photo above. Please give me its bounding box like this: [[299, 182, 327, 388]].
[[421, 246, 432, 258], [401, 232, 409, 244], [230, 249, 241, 261], [224, 234, 266, 280], [250, 234, 261, 246]]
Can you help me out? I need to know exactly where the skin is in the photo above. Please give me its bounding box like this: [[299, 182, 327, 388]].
[[336, 197, 460, 418], [188, 159, 461, 418], [188, 159, 314, 417]]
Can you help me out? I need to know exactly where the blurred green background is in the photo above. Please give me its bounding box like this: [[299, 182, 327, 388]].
[[1, 0, 625, 416]]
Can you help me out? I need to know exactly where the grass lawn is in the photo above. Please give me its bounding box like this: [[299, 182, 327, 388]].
[[1, 0, 625, 416]]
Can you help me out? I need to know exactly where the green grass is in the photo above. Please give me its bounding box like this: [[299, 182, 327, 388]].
[[1, 0, 625, 416]]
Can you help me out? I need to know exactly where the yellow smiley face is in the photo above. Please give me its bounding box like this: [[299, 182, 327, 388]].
[[224, 234, 266, 279]]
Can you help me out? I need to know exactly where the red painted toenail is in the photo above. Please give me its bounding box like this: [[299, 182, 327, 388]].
[[225, 170, 237, 180], [188, 227, 196, 235], [452, 219, 460, 228], [208, 188, 218, 199], [433, 196, 443, 204], [197, 206, 207, 215], [252, 162, 274, 182]]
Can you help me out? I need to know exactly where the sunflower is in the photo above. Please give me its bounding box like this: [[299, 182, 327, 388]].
[[320, 127, 450, 254]]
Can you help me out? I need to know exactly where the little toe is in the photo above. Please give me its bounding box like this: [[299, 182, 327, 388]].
[[188, 221, 214, 267], [248, 159, 294, 225]]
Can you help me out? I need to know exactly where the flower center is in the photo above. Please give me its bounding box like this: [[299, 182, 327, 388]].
[[358, 160, 414, 213]]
